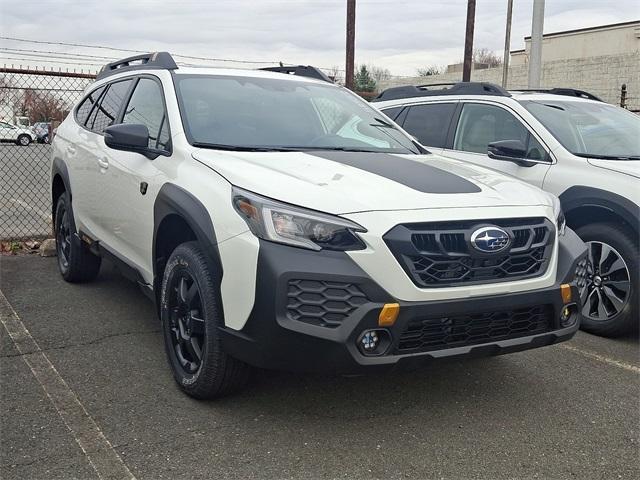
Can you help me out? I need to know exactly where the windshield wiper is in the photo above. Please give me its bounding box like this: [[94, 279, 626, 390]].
[[574, 153, 640, 160], [192, 142, 292, 152], [370, 117, 395, 128]]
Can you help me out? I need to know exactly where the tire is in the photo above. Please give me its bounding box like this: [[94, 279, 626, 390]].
[[160, 241, 250, 399], [54, 193, 101, 282], [575, 222, 638, 337], [17, 134, 31, 146]]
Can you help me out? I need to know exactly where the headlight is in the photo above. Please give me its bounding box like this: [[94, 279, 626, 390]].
[[551, 195, 566, 236], [232, 187, 367, 251]]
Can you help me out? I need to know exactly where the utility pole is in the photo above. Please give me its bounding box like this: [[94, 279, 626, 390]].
[[502, 0, 513, 88], [462, 0, 476, 82], [345, 0, 356, 90], [528, 0, 545, 88]]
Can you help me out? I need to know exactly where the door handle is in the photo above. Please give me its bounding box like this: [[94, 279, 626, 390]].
[[66, 146, 76, 155], [97, 157, 109, 170]]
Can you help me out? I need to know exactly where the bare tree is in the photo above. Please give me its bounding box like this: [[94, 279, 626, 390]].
[[473, 48, 502, 67], [417, 65, 442, 76], [326, 65, 344, 85], [368, 65, 391, 84], [14, 89, 69, 123]]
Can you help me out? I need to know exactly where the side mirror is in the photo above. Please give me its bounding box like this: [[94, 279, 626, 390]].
[[104, 124, 165, 159], [488, 140, 538, 167]]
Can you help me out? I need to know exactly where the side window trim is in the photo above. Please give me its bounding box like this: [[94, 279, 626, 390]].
[[450, 100, 555, 163]]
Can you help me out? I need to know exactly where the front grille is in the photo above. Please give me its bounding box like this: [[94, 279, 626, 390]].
[[384, 218, 554, 288], [397, 305, 554, 353], [286, 279, 368, 328]]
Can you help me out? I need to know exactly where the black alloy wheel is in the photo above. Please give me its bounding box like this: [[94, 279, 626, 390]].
[[56, 205, 72, 273], [167, 271, 207, 375]]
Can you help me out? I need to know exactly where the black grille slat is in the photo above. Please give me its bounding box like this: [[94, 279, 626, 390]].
[[384, 218, 554, 288], [286, 280, 368, 328], [397, 305, 553, 353]]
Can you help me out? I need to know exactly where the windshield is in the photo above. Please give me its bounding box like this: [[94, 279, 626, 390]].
[[174, 74, 420, 153], [521, 100, 640, 159]]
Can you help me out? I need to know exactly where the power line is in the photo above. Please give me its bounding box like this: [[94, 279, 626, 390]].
[[0, 47, 117, 61], [0, 36, 287, 65]]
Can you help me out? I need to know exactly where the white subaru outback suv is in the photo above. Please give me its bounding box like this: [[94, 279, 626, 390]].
[[51, 53, 586, 399], [374, 83, 639, 337]]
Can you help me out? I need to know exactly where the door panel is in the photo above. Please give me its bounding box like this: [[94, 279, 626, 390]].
[[99, 77, 171, 278], [442, 102, 551, 188], [65, 86, 106, 236], [79, 80, 132, 241]]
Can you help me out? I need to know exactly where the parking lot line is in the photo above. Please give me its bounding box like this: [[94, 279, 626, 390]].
[[0, 290, 136, 480], [561, 343, 640, 374]]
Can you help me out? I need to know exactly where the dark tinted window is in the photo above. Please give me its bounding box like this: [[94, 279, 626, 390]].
[[90, 80, 132, 134], [123, 78, 170, 150], [75, 86, 105, 126], [402, 103, 456, 148], [454, 103, 546, 159], [381, 106, 403, 121], [173, 75, 420, 154]]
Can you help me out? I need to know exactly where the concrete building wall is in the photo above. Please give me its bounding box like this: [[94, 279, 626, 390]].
[[511, 21, 640, 66], [378, 52, 640, 110]]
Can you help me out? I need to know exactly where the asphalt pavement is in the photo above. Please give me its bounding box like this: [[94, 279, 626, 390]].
[[1, 255, 638, 480]]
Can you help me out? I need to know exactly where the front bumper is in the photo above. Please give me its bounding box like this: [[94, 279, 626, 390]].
[[220, 229, 587, 374]]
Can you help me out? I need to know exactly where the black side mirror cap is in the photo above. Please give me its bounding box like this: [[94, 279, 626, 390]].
[[488, 139, 539, 167], [104, 123, 166, 160]]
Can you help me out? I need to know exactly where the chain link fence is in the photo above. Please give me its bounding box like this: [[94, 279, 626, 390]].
[[0, 68, 95, 241]]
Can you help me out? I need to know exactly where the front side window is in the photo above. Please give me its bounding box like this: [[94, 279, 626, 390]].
[[75, 86, 105, 126], [453, 103, 546, 160], [122, 78, 170, 150], [89, 80, 132, 134], [174, 75, 420, 154], [402, 103, 456, 148], [521, 100, 640, 159]]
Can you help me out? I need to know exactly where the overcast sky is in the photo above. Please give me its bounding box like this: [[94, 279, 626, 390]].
[[1, 0, 638, 76]]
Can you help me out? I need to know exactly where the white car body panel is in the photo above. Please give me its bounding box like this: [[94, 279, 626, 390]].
[[191, 149, 554, 214]]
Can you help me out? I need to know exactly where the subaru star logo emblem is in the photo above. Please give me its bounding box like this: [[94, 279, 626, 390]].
[[471, 226, 511, 253]]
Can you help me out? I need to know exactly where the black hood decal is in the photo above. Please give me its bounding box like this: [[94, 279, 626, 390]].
[[308, 151, 481, 194]]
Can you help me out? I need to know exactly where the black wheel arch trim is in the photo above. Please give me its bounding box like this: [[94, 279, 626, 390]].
[[153, 183, 223, 291], [559, 186, 639, 234], [51, 158, 76, 232]]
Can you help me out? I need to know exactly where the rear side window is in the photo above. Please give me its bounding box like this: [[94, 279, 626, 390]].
[[122, 78, 170, 151], [89, 80, 132, 134], [402, 103, 456, 148], [75, 86, 105, 126], [381, 106, 404, 121]]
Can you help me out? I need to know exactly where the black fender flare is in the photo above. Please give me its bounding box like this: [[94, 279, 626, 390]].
[[559, 186, 639, 234], [51, 157, 71, 215], [153, 183, 223, 286]]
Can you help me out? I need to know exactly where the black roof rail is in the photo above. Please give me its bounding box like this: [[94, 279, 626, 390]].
[[259, 65, 333, 83], [96, 52, 178, 80], [511, 88, 602, 101], [372, 82, 510, 102]]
